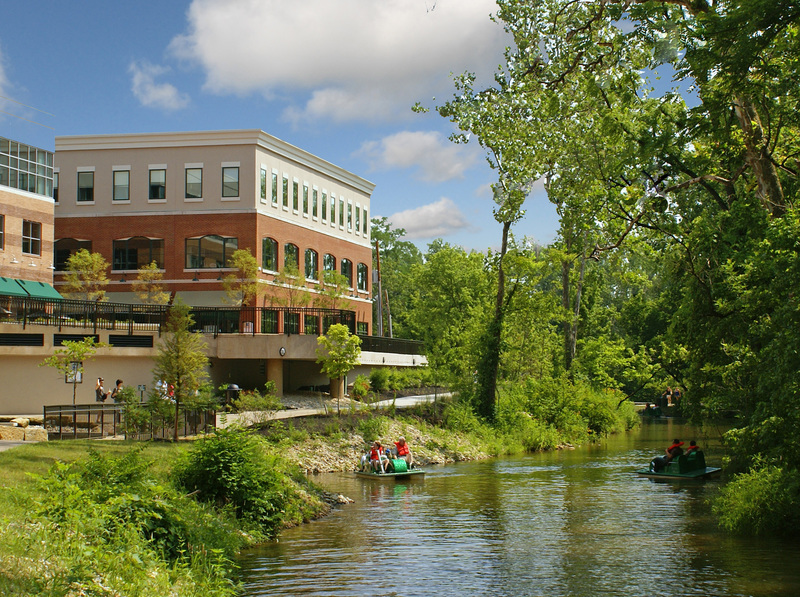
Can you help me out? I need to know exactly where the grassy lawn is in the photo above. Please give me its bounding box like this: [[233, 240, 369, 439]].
[[0, 440, 188, 517]]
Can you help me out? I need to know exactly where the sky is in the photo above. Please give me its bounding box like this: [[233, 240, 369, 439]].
[[0, 0, 560, 252]]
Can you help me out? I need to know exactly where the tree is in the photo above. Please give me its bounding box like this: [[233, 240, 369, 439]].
[[222, 249, 261, 307], [152, 300, 210, 441], [132, 261, 170, 305], [63, 249, 110, 301], [315, 323, 361, 412], [39, 337, 108, 406], [316, 270, 353, 311], [271, 259, 311, 309]]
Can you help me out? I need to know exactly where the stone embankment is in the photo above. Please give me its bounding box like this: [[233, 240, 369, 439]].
[[0, 417, 48, 442]]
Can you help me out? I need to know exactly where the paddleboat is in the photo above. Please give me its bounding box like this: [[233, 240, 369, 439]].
[[355, 457, 425, 480], [636, 450, 721, 480]]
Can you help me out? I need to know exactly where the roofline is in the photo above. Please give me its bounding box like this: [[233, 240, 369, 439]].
[[55, 129, 376, 195]]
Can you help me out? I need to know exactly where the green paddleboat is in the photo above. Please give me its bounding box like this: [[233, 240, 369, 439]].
[[355, 458, 425, 480], [636, 450, 721, 480]]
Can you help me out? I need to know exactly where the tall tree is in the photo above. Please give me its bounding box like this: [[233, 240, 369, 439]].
[[222, 249, 261, 307], [315, 323, 361, 412], [132, 261, 170, 305], [152, 301, 209, 441], [63, 249, 110, 301]]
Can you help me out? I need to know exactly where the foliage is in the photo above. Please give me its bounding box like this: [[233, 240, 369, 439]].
[[222, 248, 261, 307], [351, 374, 370, 400], [132, 260, 170, 304], [23, 447, 241, 595], [63, 248, 110, 301], [316, 269, 353, 311], [271, 258, 311, 308], [38, 336, 108, 406], [152, 300, 210, 440], [173, 427, 323, 536], [357, 415, 389, 442], [230, 382, 283, 426], [369, 367, 390, 393], [316, 323, 362, 383], [714, 466, 800, 536]]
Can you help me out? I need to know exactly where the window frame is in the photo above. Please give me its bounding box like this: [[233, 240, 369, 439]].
[[304, 248, 318, 281], [113, 236, 165, 271], [284, 243, 299, 269], [149, 168, 166, 200], [22, 220, 42, 256], [341, 258, 353, 288], [184, 235, 239, 269], [77, 171, 94, 202], [113, 170, 130, 202], [262, 237, 278, 272], [222, 166, 239, 198], [185, 167, 203, 199], [357, 262, 369, 291]]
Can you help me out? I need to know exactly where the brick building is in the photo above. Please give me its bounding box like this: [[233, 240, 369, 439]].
[[53, 129, 374, 332]]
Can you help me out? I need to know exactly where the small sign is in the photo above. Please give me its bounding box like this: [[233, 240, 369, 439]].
[[137, 384, 147, 391], [66, 361, 82, 383]]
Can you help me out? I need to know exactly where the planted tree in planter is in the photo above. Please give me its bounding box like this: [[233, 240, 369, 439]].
[[316, 323, 361, 415]]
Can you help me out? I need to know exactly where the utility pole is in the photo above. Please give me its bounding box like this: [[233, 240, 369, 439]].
[[374, 239, 384, 336]]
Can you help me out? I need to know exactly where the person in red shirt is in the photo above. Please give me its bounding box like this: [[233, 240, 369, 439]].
[[394, 437, 414, 468]]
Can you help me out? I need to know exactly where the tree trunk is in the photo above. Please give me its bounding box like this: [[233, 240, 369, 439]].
[[476, 220, 510, 421], [733, 95, 785, 217]]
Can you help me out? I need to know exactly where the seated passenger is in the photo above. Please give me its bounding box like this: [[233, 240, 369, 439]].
[[369, 441, 392, 472], [685, 440, 699, 455], [394, 437, 414, 468], [651, 439, 684, 472]]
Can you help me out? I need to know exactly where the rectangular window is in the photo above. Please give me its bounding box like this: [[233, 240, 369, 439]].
[[0, 214, 4, 250], [292, 179, 299, 211], [185, 235, 239, 269], [22, 220, 41, 256], [262, 237, 278, 271], [149, 169, 166, 200], [312, 188, 318, 218], [363, 208, 368, 235], [271, 171, 278, 205], [222, 166, 239, 197], [321, 192, 327, 221], [347, 202, 353, 230], [302, 184, 309, 214], [113, 170, 130, 201], [77, 171, 94, 202], [330, 194, 337, 224], [53, 172, 59, 202], [113, 237, 165, 270], [339, 198, 345, 227], [282, 175, 289, 208], [260, 167, 267, 202], [355, 205, 360, 232]]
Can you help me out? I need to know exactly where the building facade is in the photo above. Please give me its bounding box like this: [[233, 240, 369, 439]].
[[0, 135, 60, 296], [53, 130, 374, 332]]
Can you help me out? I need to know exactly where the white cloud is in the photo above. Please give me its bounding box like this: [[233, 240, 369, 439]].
[[129, 61, 190, 111], [385, 197, 472, 240], [357, 130, 479, 182], [169, 0, 506, 123]]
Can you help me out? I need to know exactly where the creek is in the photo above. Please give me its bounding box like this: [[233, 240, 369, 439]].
[[236, 419, 800, 596]]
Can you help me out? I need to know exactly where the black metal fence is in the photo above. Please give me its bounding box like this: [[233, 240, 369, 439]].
[[1, 294, 358, 337], [43, 403, 217, 441]]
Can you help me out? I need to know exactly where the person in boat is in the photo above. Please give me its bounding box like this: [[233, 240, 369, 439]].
[[369, 441, 393, 472], [685, 440, 699, 455], [394, 437, 414, 468], [651, 439, 684, 472]]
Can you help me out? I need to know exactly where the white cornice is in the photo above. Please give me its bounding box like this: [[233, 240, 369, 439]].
[[55, 129, 376, 196]]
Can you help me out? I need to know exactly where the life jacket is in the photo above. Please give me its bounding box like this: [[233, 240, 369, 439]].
[[685, 445, 698, 454], [395, 441, 410, 457], [369, 447, 381, 461]]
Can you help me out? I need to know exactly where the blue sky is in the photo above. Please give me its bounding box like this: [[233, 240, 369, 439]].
[[0, 0, 560, 252]]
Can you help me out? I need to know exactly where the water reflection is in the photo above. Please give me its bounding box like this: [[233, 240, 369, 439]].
[[237, 420, 800, 596]]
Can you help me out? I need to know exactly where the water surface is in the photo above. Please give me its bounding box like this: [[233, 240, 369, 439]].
[[237, 420, 800, 596]]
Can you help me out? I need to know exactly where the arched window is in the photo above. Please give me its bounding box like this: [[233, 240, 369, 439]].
[[284, 243, 299, 269], [323, 253, 336, 272], [341, 258, 353, 287], [305, 248, 318, 281], [262, 237, 278, 271], [54, 238, 92, 271], [357, 262, 369, 291], [113, 237, 165, 270], [185, 235, 238, 269]]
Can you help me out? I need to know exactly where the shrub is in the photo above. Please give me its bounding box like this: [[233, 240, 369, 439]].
[[173, 427, 294, 536], [351, 374, 370, 400], [443, 400, 482, 433], [358, 415, 389, 441], [713, 466, 800, 535], [369, 368, 389, 393]]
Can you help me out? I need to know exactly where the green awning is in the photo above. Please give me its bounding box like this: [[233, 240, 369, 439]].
[[15, 279, 63, 300], [0, 276, 28, 297]]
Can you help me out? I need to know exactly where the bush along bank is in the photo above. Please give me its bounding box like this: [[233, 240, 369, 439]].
[[0, 430, 332, 597]]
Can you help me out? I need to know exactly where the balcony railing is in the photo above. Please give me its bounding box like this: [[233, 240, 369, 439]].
[[0, 294, 356, 337]]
